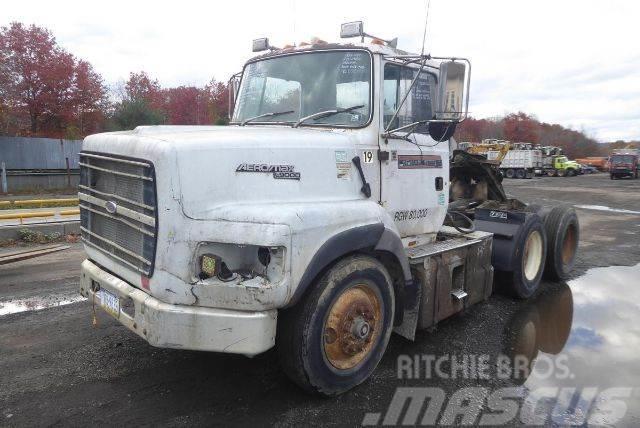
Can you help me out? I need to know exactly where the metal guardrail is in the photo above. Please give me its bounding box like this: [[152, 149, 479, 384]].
[[0, 198, 79, 209], [0, 208, 80, 223]]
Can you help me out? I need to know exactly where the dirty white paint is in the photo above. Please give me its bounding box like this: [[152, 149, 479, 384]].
[[574, 205, 640, 215], [0, 293, 86, 316]]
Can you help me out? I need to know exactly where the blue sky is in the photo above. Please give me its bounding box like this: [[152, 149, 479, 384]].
[[3, 0, 639, 141]]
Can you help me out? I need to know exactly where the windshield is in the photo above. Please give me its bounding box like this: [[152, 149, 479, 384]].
[[232, 50, 371, 127], [612, 155, 635, 164]]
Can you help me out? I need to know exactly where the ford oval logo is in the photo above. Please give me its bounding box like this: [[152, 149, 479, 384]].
[[105, 200, 117, 214]]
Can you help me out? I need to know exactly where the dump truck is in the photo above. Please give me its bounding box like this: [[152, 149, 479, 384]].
[[486, 149, 543, 179], [77, 22, 579, 396], [536, 147, 581, 177]]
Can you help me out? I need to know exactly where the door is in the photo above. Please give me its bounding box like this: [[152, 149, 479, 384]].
[[379, 62, 449, 238]]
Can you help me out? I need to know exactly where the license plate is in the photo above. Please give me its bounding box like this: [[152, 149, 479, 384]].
[[99, 288, 120, 318]]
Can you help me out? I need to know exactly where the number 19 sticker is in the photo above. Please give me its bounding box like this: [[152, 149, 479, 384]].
[[362, 151, 374, 163]]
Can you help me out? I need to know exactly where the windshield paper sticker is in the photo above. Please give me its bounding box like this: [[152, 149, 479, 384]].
[[236, 163, 300, 180], [335, 151, 351, 180], [398, 155, 442, 169]]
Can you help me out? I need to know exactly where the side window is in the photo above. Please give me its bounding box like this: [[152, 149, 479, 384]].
[[383, 63, 436, 132]]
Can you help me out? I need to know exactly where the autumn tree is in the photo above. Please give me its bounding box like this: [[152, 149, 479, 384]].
[[110, 71, 165, 129], [454, 113, 607, 158], [502, 112, 539, 142], [0, 22, 108, 137]]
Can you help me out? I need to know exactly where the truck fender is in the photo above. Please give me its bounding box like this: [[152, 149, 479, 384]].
[[474, 209, 538, 272], [287, 224, 413, 328]]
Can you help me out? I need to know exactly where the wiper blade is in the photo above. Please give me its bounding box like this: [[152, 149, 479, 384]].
[[241, 110, 294, 126], [293, 105, 364, 128]]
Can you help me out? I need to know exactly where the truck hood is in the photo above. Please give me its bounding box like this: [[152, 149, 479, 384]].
[[85, 125, 366, 221]]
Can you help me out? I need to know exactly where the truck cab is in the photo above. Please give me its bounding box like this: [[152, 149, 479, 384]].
[[78, 22, 578, 396], [609, 153, 639, 179]]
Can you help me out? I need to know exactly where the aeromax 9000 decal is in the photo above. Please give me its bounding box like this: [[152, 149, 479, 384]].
[[236, 163, 301, 180], [397, 155, 442, 169]]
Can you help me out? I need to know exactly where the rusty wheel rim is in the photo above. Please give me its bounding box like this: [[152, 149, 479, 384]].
[[562, 224, 577, 265], [323, 284, 382, 370]]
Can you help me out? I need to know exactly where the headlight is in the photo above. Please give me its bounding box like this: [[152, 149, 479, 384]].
[[195, 243, 286, 284], [199, 254, 221, 279]]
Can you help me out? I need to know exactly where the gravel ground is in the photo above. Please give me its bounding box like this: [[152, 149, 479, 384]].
[[1, 173, 639, 426]]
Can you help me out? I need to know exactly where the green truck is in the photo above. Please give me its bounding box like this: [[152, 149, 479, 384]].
[[535, 147, 582, 177]]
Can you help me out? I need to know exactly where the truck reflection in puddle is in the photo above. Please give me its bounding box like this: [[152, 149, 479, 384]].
[[507, 264, 640, 422]]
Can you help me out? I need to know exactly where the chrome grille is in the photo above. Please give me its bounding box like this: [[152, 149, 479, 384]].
[[79, 152, 157, 276]]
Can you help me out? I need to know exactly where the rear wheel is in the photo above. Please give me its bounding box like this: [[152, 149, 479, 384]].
[[501, 214, 547, 299], [543, 206, 579, 281], [566, 168, 575, 177], [516, 169, 526, 179], [505, 169, 515, 179], [277, 255, 394, 396]]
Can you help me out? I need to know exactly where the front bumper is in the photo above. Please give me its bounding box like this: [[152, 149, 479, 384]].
[[79, 259, 277, 356]]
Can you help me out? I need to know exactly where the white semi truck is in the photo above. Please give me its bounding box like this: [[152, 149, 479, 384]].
[[78, 22, 579, 395]]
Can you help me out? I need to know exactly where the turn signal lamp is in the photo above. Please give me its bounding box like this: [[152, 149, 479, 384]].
[[252, 38, 271, 52], [200, 254, 221, 279]]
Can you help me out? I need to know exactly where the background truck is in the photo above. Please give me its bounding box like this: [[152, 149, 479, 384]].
[[609, 151, 639, 179], [77, 22, 579, 396], [575, 156, 608, 171], [486, 148, 542, 179], [537, 147, 581, 176]]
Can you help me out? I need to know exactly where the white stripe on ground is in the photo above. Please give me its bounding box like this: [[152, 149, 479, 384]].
[[575, 205, 640, 215], [0, 293, 86, 316]]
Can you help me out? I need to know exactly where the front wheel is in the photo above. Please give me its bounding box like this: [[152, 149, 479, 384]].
[[277, 255, 395, 396]]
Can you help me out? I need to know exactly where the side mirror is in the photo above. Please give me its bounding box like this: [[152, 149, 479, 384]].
[[436, 61, 469, 122]]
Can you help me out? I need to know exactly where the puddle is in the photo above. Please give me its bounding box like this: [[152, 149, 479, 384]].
[[0, 293, 86, 316], [505, 264, 640, 424], [575, 205, 640, 215]]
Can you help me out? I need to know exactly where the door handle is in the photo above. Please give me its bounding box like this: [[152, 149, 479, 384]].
[[352, 156, 371, 198]]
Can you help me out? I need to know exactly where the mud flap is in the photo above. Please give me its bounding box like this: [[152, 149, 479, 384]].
[[393, 278, 421, 340], [474, 208, 527, 272]]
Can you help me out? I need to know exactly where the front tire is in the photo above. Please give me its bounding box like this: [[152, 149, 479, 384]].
[[277, 255, 395, 396]]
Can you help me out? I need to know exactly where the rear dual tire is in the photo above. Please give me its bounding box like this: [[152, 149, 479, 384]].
[[524, 205, 579, 281], [543, 206, 579, 281], [501, 213, 547, 299]]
